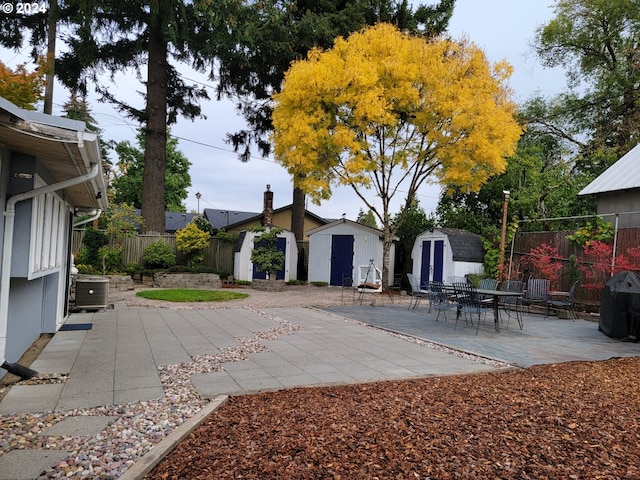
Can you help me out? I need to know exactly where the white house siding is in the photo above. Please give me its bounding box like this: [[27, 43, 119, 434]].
[[0, 97, 108, 373], [307, 220, 396, 286]]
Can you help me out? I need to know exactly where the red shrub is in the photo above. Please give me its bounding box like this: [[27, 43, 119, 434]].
[[527, 244, 563, 289]]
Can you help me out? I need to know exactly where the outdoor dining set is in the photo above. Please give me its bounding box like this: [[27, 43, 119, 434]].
[[406, 273, 579, 334]]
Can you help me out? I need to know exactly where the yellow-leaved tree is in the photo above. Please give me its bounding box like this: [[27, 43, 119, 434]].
[[272, 23, 523, 289], [0, 57, 47, 109]]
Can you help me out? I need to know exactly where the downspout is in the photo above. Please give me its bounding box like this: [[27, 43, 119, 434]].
[[0, 162, 102, 367]]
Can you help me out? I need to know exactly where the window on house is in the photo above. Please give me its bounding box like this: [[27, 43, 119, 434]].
[[29, 176, 67, 278]]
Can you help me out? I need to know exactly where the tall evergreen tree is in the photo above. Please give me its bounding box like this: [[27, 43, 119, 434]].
[[53, 1, 226, 232]]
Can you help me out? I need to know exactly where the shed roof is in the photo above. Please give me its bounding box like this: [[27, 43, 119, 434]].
[[307, 218, 398, 241], [579, 143, 640, 195], [438, 228, 485, 263]]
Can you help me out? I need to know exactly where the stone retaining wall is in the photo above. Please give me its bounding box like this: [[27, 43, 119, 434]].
[[107, 275, 135, 292], [154, 272, 221, 289]]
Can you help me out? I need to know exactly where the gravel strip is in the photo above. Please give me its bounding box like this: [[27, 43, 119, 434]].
[[0, 287, 500, 479]]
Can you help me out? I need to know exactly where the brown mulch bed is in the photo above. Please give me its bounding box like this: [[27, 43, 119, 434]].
[[147, 356, 640, 480]]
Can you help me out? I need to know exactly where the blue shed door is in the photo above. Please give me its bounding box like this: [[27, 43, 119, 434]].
[[420, 241, 431, 284], [420, 240, 445, 283], [253, 237, 287, 280], [330, 235, 354, 286]]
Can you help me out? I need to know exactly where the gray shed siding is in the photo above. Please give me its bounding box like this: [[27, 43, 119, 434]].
[[596, 190, 640, 228]]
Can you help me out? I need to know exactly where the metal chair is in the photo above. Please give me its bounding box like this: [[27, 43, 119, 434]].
[[341, 273, 356, 305], [406, 273, 429, 310], [453, 282, 487, 334], [477, 278, 499, 303], [500, 280, 525, 329], [387, 273, 404, 302], [524, 278, 550, 312], [546, 281, 579, 321], [426, 281, 454, 322]]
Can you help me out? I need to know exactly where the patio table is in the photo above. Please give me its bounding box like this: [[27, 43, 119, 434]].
[[476, 288, 524, 333]]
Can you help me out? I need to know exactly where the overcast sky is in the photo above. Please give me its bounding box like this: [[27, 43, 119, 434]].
[[2, 0, 567, 222]]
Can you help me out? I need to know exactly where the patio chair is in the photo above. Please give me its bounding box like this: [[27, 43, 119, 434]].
[[545, 280, 579, 321], [387, 273, 404, 302], [500, 280, 525, 329], [426, 281, 454, 322], [453, 282, 487, 334], [524, 278, 550, 312], [477, 278, 499, 303], [406, 273, 429, 310], [341, 273, 356, 305]]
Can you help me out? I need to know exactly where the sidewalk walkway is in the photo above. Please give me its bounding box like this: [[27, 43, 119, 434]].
[[0, 302, 505, 480]]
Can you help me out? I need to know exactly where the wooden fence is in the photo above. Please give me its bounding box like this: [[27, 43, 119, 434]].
[[511, 227, 640, 306], [72, 231, 312, 280], [72, 231, 236, 275]]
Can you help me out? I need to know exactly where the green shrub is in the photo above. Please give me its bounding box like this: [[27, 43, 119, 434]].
[[98, 246, 123, 274], [78, 227, 108, 269], [192, 214, 213, 234], [142, 240, 177, 269], [250, 226, 285, 278], [310, 281, 329, 287]]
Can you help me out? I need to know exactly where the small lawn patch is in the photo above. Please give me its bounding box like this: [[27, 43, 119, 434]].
[[135, 289, 249, 302]]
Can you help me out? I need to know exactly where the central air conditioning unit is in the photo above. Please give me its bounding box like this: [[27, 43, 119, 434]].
[[74, 276, 110, 310]]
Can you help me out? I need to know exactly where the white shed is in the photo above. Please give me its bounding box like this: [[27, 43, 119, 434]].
[[411, 228, 484, 284], [234, 228, 298, 282], [307, 218, 396, 287]]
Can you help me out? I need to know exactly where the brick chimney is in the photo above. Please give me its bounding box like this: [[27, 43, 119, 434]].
[[263, 184, 273, 226]]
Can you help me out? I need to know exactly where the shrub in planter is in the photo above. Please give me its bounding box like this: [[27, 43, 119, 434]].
[[142, 240, 176, 269]]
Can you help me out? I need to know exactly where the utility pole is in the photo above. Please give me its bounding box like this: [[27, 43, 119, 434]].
[[498, 190, 510, 281]]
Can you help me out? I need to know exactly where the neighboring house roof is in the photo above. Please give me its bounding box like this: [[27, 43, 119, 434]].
[[131, 210, 197, 232], [203, 208, 261, 230], [438, 228, 485, 263], [0, 96, 108, 210], [580, 143, 640, 195], [204, 204, 330, 231], [165, 212, 197, 232]]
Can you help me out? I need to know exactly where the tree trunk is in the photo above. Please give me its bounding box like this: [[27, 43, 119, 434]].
[[291, 185, 305, 241], [141, 15, 168, 234], [43, 0, 57, 115], [382, 230, 393, 292]]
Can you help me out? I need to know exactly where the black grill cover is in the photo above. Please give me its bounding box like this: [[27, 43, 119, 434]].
[[599, 271, 640, 341]]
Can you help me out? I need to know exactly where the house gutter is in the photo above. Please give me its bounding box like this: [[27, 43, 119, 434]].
[[73, 209, 102, 228], [0, 162, 102, 366]]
